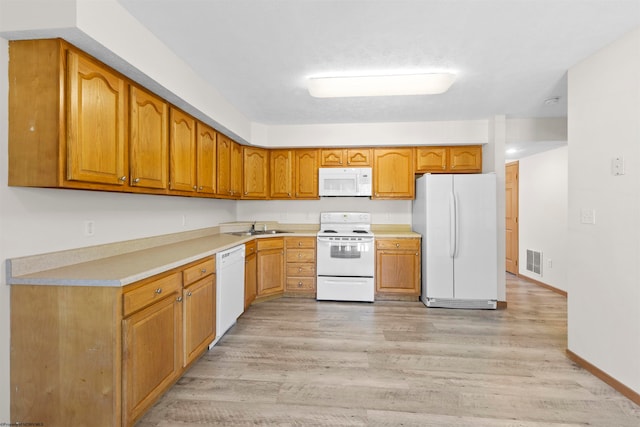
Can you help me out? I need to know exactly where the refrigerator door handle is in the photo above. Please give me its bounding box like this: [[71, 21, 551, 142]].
[[453, 192, 460, 258], [449, 191, 457, 258]]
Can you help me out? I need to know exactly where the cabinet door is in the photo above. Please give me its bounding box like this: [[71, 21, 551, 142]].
[[373, 148, 414, 199], [216, 134, 232, 197], [122, 291, 182, 425], [257, 247, 284, 297], [243, 147, 269, 199], [169, 108, 197, 192], [375, 239, 421, 295], [196, 122, 217, 194], [129, 86, 169, 189], [346, 148, 371, 166], [320, 149, 345, 166], [294, 149, 318, 199], [270, 150, 294, 199], [231, 141, 243, 197], [183, 274, 216, 367], [449, 146, 482, 173], [67, 50, 126, 186], [245, 252, 257, 309], [415, 147, 447, 173]]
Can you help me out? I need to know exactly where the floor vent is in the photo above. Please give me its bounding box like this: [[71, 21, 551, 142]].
[[526, 249, 542, 275]]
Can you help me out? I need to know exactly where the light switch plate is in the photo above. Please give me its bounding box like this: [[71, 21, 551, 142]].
[[580, 208, 596, 224]]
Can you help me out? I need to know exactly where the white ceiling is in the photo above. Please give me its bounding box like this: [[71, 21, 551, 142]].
[[117, 0, 639, 128]]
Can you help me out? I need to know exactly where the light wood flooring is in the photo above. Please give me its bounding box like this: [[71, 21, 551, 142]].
[[137, 274, 640, 426]]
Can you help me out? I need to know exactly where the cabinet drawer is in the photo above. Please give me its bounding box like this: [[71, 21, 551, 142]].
[[285, 237, 316, 249], [376, 238, 420, 251], [286, 277, 316, 291], [123, 272, 181, 316], [286, 263, 316, 277], [286, 249, 315, 263], [182, 257, 215, 286], [257, 237, 284, 251], [245, 240, 257, 256]]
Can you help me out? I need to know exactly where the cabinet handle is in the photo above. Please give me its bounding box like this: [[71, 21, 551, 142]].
[[416, 252, 419, 256], [396, 243, 400, 248], [187, 291, 192, 297], [119, 176, 127, 182], [155, 288, 162, 294], [193, 185, 197, 190], [288, 192, 291, 197], [244, 191, 248, 195], [133, 178, 140, 184], [298, 253, 302, 258], [298, 267, 302, 273], [201, 268, 207, 274], [199, 186, 203, 190], [298, 242, 302, 246], [177, 296, 183, 302], [298, 281, 303, 287]]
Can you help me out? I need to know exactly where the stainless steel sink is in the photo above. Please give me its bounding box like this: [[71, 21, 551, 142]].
[[227, 230, 291, 236]]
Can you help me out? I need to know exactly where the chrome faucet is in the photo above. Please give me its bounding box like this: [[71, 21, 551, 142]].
[[250, 221, 256, 232]]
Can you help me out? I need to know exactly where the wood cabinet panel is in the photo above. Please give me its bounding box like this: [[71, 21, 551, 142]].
[[270, 150, 294, 199], [196, 123, 217, 194], [415, 146, 482, 174], [183, 258, 215, 286], [449, 145, 483, 172], [286, 248, 316, 263], [67, 50, 127, 186], [169, 108, 197, 192], [294, 149, 319, 199], [217, 134, 233, 197], [123, 272, 181, 317], [245, 249, 257, 309], [243, 146, 269, 199], [256, 237, 285, 297], [373, 148, 414, 199], [375, 238, 421, 297], [129, 86, 169, 189], [286, 277, 316, 291], [415, 147, 447, 173], [320, 148, 371, 166], [183, 274, 216, 367], [286, 263, 316, 277], [122, 290, 182, 426], [284, 237, 316, 296], [231, 141, 243, 197]]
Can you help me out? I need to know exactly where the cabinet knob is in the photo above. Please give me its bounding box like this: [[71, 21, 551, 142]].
[[396, 243, 400, 248], [199, 186, 203, 190], [119, 176, 127, 182], [155, 288, 162, 294], [288, 192, 291, 197], [298, 267, 302, 272], [133, 178, 140, 184], [298, 253, 302, 258], [416, 252, 419, 256], [177, 296, 183, 302], [187, 291, 192, 297], [201, 268, 207, 274], [298, 281, 303, 287], [244, 191, 248, 195], [298, 242, 302, 246], [193, 185, 197, 190]]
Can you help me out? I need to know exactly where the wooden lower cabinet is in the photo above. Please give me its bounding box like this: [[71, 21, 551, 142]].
[[256, 237, 285, 298], [284, 237, 316, 297], [375, 238, 421, 298], [10, 256, 217, 427], [245, 240, 257, 309]]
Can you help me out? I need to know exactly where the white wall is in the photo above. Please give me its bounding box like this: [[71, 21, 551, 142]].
[[518, 146, 568, 291], [568, 27, 640, 394], [237, 199, 412, 225]]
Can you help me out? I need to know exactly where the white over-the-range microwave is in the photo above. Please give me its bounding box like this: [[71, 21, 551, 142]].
[[318, 167, 372, 197]]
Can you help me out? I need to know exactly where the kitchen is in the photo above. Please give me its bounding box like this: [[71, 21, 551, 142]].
[[1, 0, 639, 425]]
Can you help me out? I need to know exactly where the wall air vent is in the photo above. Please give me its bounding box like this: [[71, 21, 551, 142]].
[[526, 249, 542, 275]]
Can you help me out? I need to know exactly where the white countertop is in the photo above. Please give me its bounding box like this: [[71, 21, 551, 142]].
[[7, 225, 420, 287]]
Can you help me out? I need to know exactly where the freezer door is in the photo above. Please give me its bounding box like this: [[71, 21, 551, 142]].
[[425, 174, 455, 299], [452, 174, 498, 300]]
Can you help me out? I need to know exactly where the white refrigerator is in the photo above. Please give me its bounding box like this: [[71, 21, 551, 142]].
[[412, 173, 498, 309]]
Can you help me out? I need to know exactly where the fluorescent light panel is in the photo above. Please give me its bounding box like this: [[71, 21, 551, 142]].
[[307, 73, 456, 98]]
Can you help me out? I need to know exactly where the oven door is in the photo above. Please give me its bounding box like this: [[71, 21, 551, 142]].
[[316, 236, 374, 277]]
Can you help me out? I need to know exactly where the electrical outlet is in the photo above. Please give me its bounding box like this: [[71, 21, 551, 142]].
[[547, 259, 553, 268], [580, 208, 596, 224], [181, 215, 187, 227], [613, 156, 625, 176], [83, 220, 95, 236]]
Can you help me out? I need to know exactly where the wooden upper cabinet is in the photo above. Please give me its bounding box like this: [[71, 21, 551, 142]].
[[129, 86, 169, 190], [294, 149, 319, 199], [415, 145, 482, 174], [415, 147, 447, 173], [320, 148, 371, 167], [66, 50, 127, 186], [243, 146, 269, 199], [216, 134, 232, 198], [449, 145, 482, 172], [372, 148, 414, 199], [231, 141, 243, 197], [196, 122, 217, 194], [270, 150, 294, 199], [169, 108, 197, 192]]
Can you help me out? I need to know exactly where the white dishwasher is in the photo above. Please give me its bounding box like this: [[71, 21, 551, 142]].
[[211, 244, 245, 347]]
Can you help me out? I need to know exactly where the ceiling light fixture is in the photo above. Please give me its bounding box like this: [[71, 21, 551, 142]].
[[307, 73, 456, 98], [506, 148, 519, 154]]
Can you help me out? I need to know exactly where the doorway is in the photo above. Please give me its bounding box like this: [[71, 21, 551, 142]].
[[505, 161, 519, 274]]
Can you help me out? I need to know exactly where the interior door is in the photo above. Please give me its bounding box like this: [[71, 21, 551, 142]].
[[505, 162, 519, 274]]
